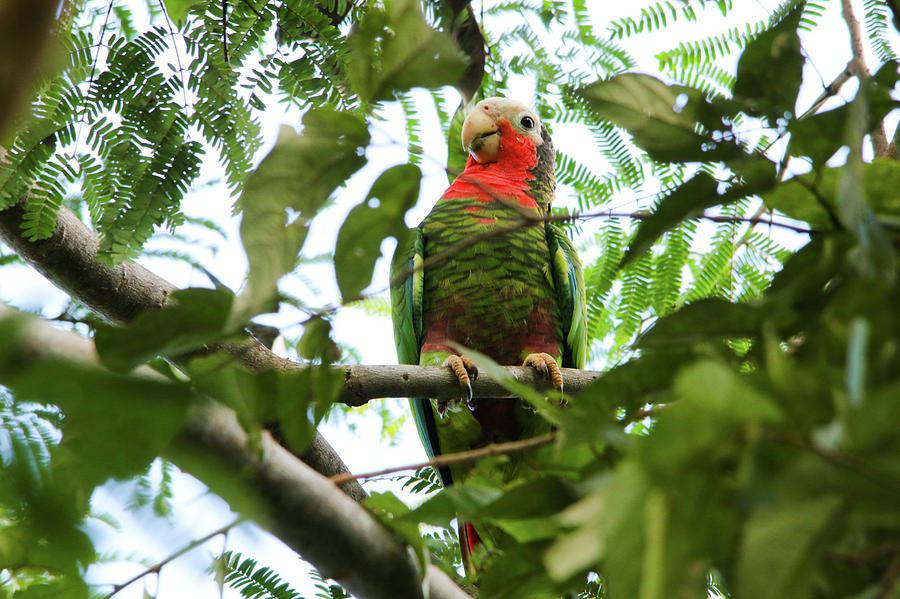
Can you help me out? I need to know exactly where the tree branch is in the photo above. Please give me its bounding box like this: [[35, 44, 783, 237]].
[[0, 0, 59, 140], [329, 432, 557, 485], [105, 518, 242, 598], [336, 364, 600, 406], [840, 0, 891, 157], [0, 198, 365, 502], [0, 304, 472, 599], [446, 1, 486, 104]]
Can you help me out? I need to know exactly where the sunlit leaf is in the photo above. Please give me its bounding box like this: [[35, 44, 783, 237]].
[[234, 112, 369, 323], [349, 0, 466, 104], [334, 164, 421, 301], [575, 73, 743, 163], [94, 288, 234, 372]]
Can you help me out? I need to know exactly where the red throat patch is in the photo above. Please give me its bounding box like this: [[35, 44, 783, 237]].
[[441, 120, 539, 209]]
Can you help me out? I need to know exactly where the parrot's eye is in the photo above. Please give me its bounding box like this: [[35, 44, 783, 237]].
[[520, 116, 535, 129]]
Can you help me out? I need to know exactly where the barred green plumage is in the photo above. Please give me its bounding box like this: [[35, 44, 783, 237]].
[[390, 97, 587, 574]]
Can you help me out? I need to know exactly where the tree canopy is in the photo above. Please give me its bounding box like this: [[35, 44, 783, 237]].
[[1, 1, 899, 598]]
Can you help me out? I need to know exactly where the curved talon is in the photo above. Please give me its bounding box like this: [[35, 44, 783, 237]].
[[464, 381, 475, 405], [442, 354, 479, 407], [523, 352, 564, 391]]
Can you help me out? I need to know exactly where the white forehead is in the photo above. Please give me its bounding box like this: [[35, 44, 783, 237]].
[[472, 97, 536, 118]]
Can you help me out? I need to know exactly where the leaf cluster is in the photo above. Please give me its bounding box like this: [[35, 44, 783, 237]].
[[2, 1, 900, 598]]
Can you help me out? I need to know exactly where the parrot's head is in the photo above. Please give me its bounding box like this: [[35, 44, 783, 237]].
[[461, 97, 555, 208]]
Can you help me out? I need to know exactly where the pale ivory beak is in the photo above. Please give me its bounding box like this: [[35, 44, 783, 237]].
[[461, 104, 500, 163]]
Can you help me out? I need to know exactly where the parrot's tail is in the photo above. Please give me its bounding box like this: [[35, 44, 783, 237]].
[[458, 521, 482, 577]]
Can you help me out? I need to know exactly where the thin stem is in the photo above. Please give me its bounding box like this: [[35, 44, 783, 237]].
[[329, 432, 557, 485], [103, 518, 242, 598]]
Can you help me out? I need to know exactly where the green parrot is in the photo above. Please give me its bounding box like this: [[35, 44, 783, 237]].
[[390, 97, 587, 571]]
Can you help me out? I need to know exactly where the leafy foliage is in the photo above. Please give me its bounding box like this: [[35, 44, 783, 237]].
[[220, 551, 304, 599], [2, 1, 900, 598]]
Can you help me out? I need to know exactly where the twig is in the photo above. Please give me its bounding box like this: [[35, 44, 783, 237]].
[[840, 0, 891, 156], [329, 432, 557, 485], [221, 0, 228, 63], [338, 205, 814, 325], [797, 61, 854, 120], [104, 518, 242, 598], [841, 0, 869, 78], [576, 209, 814, 235]]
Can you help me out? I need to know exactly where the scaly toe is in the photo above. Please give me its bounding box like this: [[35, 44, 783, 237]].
[[461, 355, 479, 381], [443, 354, 478, 402], [523, 352, 564, 391]]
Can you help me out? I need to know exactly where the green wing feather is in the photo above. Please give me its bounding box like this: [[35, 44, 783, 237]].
[[390, 228, 423, 366], [390, 228, 443, 462], [546, 223, 588, 369]]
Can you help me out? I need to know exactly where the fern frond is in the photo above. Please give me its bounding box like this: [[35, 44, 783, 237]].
[[862, 0, 898, 63], [219, 551, 303, 599], [607, 1, 733, 40]]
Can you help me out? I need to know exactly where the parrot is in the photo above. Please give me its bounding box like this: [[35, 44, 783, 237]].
[[390, 97, 586, 573]]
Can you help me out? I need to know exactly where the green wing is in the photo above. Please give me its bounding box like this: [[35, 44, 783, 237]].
[[546, 223, 587, 369], [390, 228, 424, 366], [389, 228, 443, 463]]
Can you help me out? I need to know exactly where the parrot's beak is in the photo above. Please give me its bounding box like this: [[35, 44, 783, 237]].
[[462, 106, 500, 163]]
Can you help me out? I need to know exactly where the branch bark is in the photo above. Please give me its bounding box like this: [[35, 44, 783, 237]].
[[0, 0, 59, 140], [337, 364, 600, 405], [0, 198, 365, 502], [446, 1, 486, 105], [0, 304, 472, 599], [839, 0, 891, 157]]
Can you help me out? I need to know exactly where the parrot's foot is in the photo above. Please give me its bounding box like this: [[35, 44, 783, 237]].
[[523, 352, 564, 394], [439, 354, 479, 415]]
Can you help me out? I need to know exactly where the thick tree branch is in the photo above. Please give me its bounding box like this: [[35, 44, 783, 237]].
[[0, 0, 59, 140], [446, 1, 486, 104], [0, 304, 472, 599], [0, 198, 365, 502]]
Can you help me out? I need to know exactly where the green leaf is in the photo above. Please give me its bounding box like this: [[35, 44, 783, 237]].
[[733, 6, 804, 121], [405, 485, 503, 527], [624, 173, 718, 263], [273, 368, 319, 453], [0, 315, 192, 494], [162, 0, 200, 23], [234, 112, 369, 323], [446, 102, 469, 181], [478, 541, 561, 599], [640, 360, 783, 477], [736, 496, 842, 599], [186, 354, 275, 446], [477, 477, 579, 521], [364, 491, 426, 567], [575, 73, 743, 163], [457, 346, 558, 416], [94, 288, 234, 372], [637, 297, 764, 348], [334, 164, 421, 301], [765, 159, 900, 229], [348, 0, 467, 104], [788, 61, 900, 167]]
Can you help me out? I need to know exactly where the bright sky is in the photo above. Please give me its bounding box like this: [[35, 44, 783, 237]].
[[1, 1, 892, 597]]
